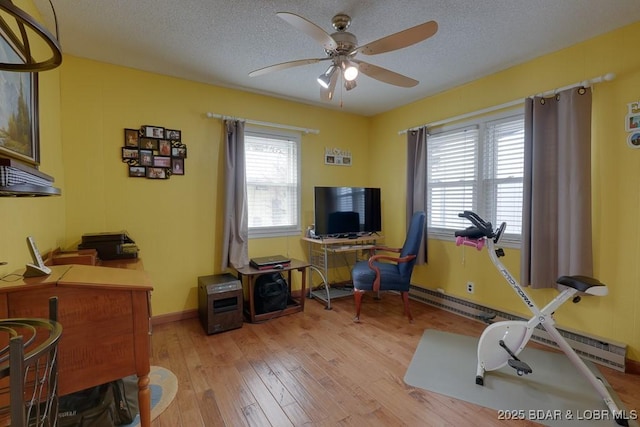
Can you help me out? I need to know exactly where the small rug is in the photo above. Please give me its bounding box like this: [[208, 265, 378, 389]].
[[404, 330, 638, 427], [121, 365, 178, 427]]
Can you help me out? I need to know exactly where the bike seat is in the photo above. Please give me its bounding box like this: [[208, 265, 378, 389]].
[[557, 275, 608, 296]]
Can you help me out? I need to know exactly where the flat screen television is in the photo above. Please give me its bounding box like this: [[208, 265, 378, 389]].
[[314, 186, 381, 237]]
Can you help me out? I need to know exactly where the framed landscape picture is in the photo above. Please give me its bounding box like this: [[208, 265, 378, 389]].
[[0, 40, 39, 165]]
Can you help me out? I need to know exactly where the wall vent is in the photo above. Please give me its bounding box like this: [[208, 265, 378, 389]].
[[409, 285, 626, 372]]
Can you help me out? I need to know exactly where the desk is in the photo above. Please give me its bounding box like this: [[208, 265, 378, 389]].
[[0, 264, 153, 427], [235, 259, 309, 323], [302, 235, 382, 309]]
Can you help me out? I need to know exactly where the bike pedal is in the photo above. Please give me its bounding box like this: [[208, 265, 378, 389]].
[[508, 359, 532, 375], [478, 312, 496, 324]]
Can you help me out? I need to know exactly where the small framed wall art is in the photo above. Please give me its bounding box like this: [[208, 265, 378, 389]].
[[325, 147, 352, 166]]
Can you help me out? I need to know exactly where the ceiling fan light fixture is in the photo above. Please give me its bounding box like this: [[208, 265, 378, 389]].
[[317, 64, 337, 88], [344, 79, 357, 91], [342, 61, 358, 81]]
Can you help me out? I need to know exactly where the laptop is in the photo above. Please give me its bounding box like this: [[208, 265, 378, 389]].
[[250, 255, 291, 270]]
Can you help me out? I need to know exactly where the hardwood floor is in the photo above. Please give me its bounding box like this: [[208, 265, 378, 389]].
[[149, 293, 640, 426]]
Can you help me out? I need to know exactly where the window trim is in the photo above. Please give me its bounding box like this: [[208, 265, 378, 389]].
[[245, 126, 302, 239], [426, 107, 524, 247]]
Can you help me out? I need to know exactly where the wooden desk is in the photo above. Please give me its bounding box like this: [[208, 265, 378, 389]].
[[235, 259, 309, 323], [0, 264, 153, 427]]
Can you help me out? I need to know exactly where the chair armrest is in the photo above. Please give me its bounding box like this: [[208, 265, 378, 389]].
[[368, 254, 417, 292], [370, 245, 401, 253]]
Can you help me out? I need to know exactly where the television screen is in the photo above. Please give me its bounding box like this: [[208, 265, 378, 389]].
[[314, 187, 381, 237]]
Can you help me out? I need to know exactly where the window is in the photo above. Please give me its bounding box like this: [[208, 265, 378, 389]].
[[245, 127, 301, 238], [427, 111, 524, 244]]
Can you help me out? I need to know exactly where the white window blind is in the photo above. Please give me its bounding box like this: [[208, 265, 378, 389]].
[[245, 128, 301, 237], [426, 111, 524, 243], [482, 116, 525, 238], [428, 126, 478, 233]]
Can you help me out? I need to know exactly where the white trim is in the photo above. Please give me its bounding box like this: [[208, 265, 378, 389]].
[[401, 99, 522, 135], [244, 126, 302, 239], [206, 112, 319, 135], [399, 72, 615, 135]]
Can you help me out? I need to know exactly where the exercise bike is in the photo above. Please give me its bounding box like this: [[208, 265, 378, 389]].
[[455, 211, 629, 426]]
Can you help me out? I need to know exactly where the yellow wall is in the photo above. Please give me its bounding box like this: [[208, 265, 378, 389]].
[[372, 21, 640, 361], [0, 0, 66, 279], [57, 56, 370, 315], [3, 0, 639, 362]]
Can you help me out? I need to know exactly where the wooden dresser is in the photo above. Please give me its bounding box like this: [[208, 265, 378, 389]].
[[0, 263, 153, 427]]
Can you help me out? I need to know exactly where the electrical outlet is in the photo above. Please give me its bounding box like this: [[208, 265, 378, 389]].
[[466, 281, 475, 294]]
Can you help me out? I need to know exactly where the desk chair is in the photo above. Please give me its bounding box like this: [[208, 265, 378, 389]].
[[351, 211, 426, 322]]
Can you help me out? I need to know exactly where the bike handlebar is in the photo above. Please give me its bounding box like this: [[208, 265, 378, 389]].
[[456, 211, 495, 238], [454, 211, 507, 246]]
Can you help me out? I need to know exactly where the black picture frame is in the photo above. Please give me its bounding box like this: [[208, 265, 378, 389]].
[[139, 149, 153, 166], [171, 146, 187, 158], [146, 167, 167, 179], [140, 137, 159, 151], [143, 125, 165, 138], [128, 166, 146, 177], [171, 158, 184, 175], [122, 147, 139, 159], [158, 140, 171, 156], [0, 41, 39, 165], [153, 156, 171, 168], [165, 129, 181, 141], [124, 129, 140, 147]]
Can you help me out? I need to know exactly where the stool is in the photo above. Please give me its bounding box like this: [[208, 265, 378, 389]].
[[0, 297, 62, 427]]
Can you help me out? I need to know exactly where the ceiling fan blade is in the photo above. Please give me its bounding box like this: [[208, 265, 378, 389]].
[[354, 60, 419, 88], [320, 68, 339, 101], [277, 12, 337, 51], [355, 20, 438, 55], [249, 58, 327, 77]]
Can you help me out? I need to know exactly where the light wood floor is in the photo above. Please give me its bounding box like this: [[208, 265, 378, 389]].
[[149, 293, 640, 426]]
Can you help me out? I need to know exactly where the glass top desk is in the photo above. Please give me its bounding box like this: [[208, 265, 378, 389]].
[[301, 234, 382, 309]]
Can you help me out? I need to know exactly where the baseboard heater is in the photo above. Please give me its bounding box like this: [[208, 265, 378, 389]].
[[408, 285, 626, 372]]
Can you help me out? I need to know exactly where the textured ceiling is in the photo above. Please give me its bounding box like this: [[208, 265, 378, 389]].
[[33, 0, 640, 116]]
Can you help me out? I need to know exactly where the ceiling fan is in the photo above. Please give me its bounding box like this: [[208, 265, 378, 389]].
[[248, 12, 438, 101]]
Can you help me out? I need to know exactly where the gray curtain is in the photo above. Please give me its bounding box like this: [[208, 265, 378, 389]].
[[221, 119, 249, 270], [407, 127, 428, 264], [521, 87, 593, 288]]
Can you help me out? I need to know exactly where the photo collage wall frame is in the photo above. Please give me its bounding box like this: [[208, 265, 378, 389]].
[[122, 125, 187, 179], [626, 101, 640, 149]]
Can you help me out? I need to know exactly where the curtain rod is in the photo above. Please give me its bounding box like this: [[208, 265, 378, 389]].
[[398, 72, 616, 135], [206, 112, 320, 135]]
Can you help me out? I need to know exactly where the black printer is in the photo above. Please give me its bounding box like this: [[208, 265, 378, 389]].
[[78, 231, 139, 260]]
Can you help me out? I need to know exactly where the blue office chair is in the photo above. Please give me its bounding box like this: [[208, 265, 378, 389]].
[[351, 211, 426, 322]]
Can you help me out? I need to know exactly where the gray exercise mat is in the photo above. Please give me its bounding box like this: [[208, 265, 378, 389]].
[[404, 329, 638, 427]]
